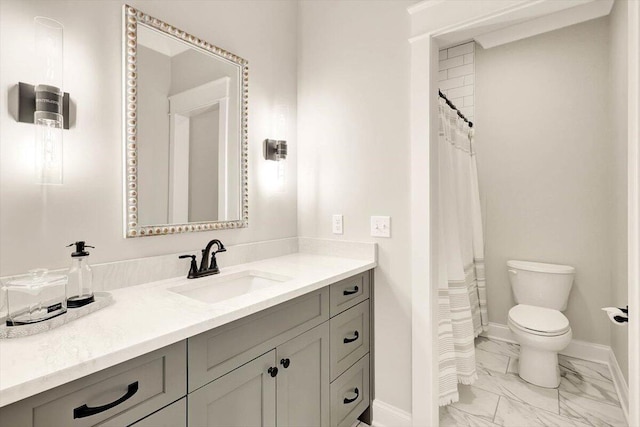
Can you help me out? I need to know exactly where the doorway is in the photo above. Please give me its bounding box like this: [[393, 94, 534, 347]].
[[408, 1, 639, 426]]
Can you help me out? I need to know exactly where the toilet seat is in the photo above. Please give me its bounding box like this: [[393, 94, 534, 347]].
[[508, 304, 570, 337]]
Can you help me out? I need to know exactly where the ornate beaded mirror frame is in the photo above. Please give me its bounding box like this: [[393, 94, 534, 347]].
[[122, 5, 249, 238]]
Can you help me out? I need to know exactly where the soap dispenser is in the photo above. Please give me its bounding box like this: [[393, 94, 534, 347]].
[[66, 241, 95, 308]]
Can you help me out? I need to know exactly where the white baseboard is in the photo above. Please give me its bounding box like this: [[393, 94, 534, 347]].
[[481, 322, 517, 344], [481, 322, 610, 364], [609, 348, 630, 424], [371, 399, 412, 427]]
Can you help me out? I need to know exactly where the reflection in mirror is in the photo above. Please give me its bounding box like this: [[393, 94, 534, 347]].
[[123, 5, 248, 237]]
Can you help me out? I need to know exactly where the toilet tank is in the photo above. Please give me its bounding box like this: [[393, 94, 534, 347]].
[[507, 260, 575, 311]]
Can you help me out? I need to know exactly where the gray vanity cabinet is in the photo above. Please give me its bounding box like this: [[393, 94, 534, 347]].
[[0, 270, 373, 427]]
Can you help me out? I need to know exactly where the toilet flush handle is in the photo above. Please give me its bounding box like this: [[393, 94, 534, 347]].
[[508, 269, 518, 275]]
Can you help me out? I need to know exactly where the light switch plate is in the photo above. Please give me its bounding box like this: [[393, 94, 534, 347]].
[[332, 214, 344, 235], [370, 216, 391, 238]]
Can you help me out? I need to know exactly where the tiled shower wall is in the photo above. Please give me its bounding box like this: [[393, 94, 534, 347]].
[[438, 41, 475, 121]]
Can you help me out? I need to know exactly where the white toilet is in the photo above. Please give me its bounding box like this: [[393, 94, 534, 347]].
[[507, 260, 575, 388]]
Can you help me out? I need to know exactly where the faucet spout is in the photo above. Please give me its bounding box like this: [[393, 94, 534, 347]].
[[199, 239, 226, 272]]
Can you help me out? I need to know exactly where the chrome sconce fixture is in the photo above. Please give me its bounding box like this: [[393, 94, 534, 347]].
[[17, 17, 69, 185], [263, 104, 288, 190], [263, 139, 288, 162]]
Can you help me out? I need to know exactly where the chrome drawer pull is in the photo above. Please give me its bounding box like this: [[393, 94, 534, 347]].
[[343, 331, 359, 344], [343, 286, 359, 296], [343, 387, 359, 404], [73, 381, 139, 419]]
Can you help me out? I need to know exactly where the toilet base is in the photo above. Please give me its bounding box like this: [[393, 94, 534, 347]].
[[518, 345, 560, 388]]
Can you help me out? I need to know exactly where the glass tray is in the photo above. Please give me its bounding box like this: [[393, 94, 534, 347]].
[[0, 292, 113, 339]]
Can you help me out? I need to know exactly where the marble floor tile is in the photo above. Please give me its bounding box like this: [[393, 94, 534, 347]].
[[450, 385, 501, 421], [559, 355, 613, 382], [559, 392, 627, 427], [440, 405, 501, 427], [476, 348, 509, 374], [495, 395, 591, 427], [559, 371, 621, 407], [472, 367, 559, 414], [475, 337, 520, 358]]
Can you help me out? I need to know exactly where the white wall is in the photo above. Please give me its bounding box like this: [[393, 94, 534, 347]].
[[475, 18, 612, 344], [298, 0, 414, 414], [137, 45, 171, 225], [189, 106, 219, 222], [0, 0, 298, 276], [609, 0, 629, 382]]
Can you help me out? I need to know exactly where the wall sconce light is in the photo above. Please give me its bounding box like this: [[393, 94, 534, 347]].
[[264, 105, 289, 190], [17, 17, 69, 185]]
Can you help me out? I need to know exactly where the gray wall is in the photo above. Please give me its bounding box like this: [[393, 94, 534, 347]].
[[0, 0, 298, 275], [608, 0, 629, 382], [475, 18, 612, 344]]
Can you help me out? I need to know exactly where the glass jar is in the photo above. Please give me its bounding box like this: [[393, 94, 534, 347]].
[[3, 269, 67, 326]]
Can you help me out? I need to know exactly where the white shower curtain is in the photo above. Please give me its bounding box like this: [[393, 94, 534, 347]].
[[437, 98, 489, 406]]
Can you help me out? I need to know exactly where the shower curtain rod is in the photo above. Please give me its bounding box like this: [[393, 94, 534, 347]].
[[439, 89, 473, 128]]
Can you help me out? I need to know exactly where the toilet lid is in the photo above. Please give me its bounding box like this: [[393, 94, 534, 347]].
[[508, 304, 570, 336]]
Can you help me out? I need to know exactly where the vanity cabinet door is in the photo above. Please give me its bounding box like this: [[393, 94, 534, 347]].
[[276, 324, 330, 427], [188, 351, 276, 427]]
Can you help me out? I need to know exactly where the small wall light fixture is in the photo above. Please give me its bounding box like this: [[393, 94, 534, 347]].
[[264, 105, 288, 190], [263, 139, 288, 162], [17, 17, 69, 185]]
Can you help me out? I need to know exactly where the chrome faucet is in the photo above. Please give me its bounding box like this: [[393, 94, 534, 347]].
[[179, 239, 226, 279]]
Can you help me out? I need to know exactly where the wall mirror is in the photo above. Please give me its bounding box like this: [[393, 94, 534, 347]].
[[123, 5, 248, 238]]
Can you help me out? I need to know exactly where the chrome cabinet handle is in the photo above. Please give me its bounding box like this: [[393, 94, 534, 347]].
[[343, 388, 359, 404], [343, 286, 359, 296], [73, 381, 139, 419], [343, 331, 359, 344]]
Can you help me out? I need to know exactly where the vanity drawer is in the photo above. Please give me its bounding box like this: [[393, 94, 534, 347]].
[[330, 300, 370, 381], [330, 271, 370, 317], [0, 341, 187, 427], [330, 355, 370, 427], [188, 288, 329, 392]]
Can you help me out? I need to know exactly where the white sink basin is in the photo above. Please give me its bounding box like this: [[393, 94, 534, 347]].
[[168, 270, 291, 304]]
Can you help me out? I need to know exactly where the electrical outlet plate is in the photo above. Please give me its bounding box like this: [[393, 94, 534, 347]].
[[332, 214, 343, 235], [370, 216, 391, 238]]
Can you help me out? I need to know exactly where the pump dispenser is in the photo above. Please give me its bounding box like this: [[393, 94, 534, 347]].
[[66, 241, 95, 308]]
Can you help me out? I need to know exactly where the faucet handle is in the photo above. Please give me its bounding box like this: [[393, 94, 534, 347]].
[[179, 255, 198, 278]]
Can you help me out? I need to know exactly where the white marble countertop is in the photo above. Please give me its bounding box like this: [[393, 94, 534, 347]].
[[0, 252, 376, 407]]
